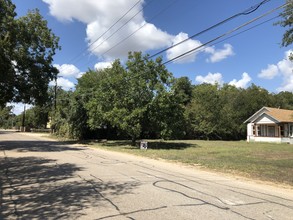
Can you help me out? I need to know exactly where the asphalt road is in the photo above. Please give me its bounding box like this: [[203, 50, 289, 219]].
[[1, 131, 293, 220]]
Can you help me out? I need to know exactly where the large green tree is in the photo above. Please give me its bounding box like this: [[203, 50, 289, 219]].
[[276, 0, 293, 60], [0, 0, 60, 107], [80, 52, 185, 143]]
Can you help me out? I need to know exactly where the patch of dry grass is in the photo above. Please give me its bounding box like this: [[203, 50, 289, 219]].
[[91, 140, 293, 185]]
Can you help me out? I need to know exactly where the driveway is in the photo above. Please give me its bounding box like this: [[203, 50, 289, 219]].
[[1, 131, 293, 219]]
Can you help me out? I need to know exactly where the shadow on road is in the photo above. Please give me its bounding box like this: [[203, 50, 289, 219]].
[[0, 140, 84, 152], [0, 156, 140, 219]]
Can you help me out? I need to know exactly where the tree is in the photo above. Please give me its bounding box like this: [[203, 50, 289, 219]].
[[172, 77, 193, 106], [0, 106, 14, 128], [218, 84, 246, 140], [0, 0, 17, 106], [81, 52, 185, 143], [276, 0, 293, 60], [0, 0, 60, 107], [50, 88, 73, 137], [272, 91, 293, 110], [186, 83, 223, 140]]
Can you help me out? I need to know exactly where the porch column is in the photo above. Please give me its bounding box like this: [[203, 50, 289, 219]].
[[278, 126, 281, 137]]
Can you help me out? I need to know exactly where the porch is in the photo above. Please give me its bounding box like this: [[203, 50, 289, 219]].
[[247, 123, 293, 144]]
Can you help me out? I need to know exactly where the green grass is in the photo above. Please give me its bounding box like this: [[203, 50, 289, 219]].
[[88, 140, 293, 186]]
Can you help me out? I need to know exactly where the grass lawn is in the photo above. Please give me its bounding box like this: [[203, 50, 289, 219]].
[[88, 140, 293, 186]]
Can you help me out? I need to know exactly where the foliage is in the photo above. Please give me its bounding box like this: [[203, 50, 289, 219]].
[[276, 0, 293, 60], [48, 55, 293, 141], [80, 52, 184, 143], [186, 83, 222, 139], [0, 0, 60, 107], [15, 105, 49, 129], [0, 106, 15, 128], [172, 76, 193, 106], [50, 88, 73, 137]]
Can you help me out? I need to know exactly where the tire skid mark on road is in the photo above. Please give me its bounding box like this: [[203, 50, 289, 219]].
[[66, 150, 126, 167], [138, 170, 228, 205], [133, 161, 293, 206], [229, 210, 257, 220], [228, 189, 293, 210], [77, 174, 121, 212], [138, 170, 267, 220], [90, 174, 104, 182], [153, 180, 229, 210], [138, 170, 229, 210], [64, 149, 291, 219], [95, 205, 168, 220], [60, 150, 168, 219], [54, 158, 123, 217]]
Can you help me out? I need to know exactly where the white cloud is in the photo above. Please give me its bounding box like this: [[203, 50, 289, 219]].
[[54, 64, 81, 78], [43, 0, 173, 59], [277, 50, 293, 76], [229, 72, 251, 88], [166, 32, 202, 63], [278, 76, 293, 92], [206, 44, 234, 63], [94, 61, 113, 70], [257, 50, 293, 92], [7, 103, 33, 115], [49, 77, 75, 91], [195, 72, 223, 85], [258, 64, 279, 79]]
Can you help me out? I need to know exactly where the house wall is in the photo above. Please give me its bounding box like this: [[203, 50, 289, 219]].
[[247, 136, 291, 143], [256, 115, 275, 124]]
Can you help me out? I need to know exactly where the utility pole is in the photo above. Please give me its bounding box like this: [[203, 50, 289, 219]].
[[21, 104, 26, 131]]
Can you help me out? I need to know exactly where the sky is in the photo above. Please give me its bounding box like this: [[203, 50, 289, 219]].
[[10, 0, 293, 114]]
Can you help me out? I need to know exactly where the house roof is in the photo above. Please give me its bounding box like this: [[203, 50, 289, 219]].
[[244, 107, 293, 123]]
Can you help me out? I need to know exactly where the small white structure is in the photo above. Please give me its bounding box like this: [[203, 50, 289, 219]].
[[140, 141, 148, 150], [244, 107, 293, 144]]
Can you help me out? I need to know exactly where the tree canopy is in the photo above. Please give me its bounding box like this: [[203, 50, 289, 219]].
[[0, 0, 60, 107], [276, 0, 293, 60]]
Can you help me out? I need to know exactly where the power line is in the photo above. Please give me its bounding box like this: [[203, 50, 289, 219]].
[[66, 0, 142, 64], [120, 2, 286, 82], [85, 0, 179, 67], [174, 15, 282, 64], [162, 3, 287, 65], [74, 4, 285, 103], [149, 0, 272, 59], [88, 0, 155, 59]]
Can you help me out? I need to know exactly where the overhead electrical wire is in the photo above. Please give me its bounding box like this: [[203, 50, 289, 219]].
[[148, 0, 272, 59], [162, 2, 288, 65], [85, 0, 272, 69], [88, 0, 155, 58], [69, 4, 287, 122], [66, 0, 272, 70], [174, 15, 283, 65], [85, 0, 179, 67], [119, 2, 287, 82], [66, 0, 142, 64]]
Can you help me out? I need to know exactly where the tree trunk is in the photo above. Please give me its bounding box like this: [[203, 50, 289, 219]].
[[131, 136, 136, 146]]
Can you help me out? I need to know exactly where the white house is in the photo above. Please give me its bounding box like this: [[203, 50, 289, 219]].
[[244, 107, 293, 144]]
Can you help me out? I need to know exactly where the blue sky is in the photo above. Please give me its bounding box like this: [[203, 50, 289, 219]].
[[11, 0, 293, 113]]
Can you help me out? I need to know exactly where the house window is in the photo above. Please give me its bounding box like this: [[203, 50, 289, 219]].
[[268, 126, 275, 137]]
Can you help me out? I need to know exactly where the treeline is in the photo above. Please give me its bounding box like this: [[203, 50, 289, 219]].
[[2, 52, 293, 141]]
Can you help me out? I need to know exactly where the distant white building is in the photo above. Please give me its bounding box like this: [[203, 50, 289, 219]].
[[244, 107, 293, 144]]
